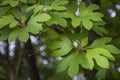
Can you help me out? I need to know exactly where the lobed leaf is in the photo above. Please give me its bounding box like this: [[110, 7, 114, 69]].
[[33, 5, 43, 14], [0, 6, 10, 16], [32, 13, 51, 22], [89, 37, 120, 54], [99, 45, 120, 54], [8, 28, 29, 42], [89, 37, 112, 48], [71, 17, 80, 28], [57, 54, 73, 73], [51, 0, 68, 6], [81, 37, 88, 47], [70, 2, 104, 30], [0, 28, 11, 41], [67, 56, 79, 77], [49, 35, 73, 57], [0, 0, 19, 7], [82, 19, 93, 30], [46, 14, 67, 27], [0, 15, 18, 28], [51, 0, 68, 10], [92, 22, 108, 36], [94, 55, 109, 68], [96, 69, 107, 80], [86, 48, 115, 69], [57, 52, 92, 77]]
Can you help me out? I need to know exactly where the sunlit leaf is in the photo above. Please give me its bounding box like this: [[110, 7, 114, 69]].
[[100, 45, 120, 54], [86, 48, 115, 69], [57, 52, 91, 77], [89, 37, 112, 48]]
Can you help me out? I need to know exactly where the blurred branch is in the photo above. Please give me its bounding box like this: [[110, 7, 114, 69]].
[[4, 41, 9, 59], [15, 41, 23, 79], [0, 53, 16, 80]]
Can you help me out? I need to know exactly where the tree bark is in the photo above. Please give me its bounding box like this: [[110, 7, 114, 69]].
[[24, 39, 40, 80]]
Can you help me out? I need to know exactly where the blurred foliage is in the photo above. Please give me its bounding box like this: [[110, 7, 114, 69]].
[[0, 0, 120, 80]]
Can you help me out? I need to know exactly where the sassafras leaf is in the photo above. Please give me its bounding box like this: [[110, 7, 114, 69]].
[[49, 35, 73, 57], [0, 15, 18, 28], [86, 48, 115, 69]]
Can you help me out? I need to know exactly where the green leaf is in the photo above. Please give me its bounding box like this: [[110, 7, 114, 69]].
[[89, 37, 112, 48], [92, 26, 108, 36], [51, 0, 68, 10], [8, 13, 51, 42], [44, 29, 59, 44], [92, 21, 108, 36], [86, 55, 94, 69], [94, 55, 109, 68], [86, 48, 115, 69], [79, 2, 103, 30], [100, 45, 120, 54], [8, 28, 21, 42], [79, 54, 91, 69], [26, 5, 37, 12], [19, 31, 29, 42], [71, 17, 80, 28], [33, 5, 43, 14], [67, 56, 79, 77], [81, 37, 88, 47], [10, 1, 19, 7], [49, 35, 73, 57], [51, 6, 66, 10], [70, 2, 104, 30], [88, 48, 115, 60], [36, 13, 51, 22], [96, 69, 107, 80], [8, 28, 29, 42], [0, 6, 10, 16], [51, 0, 68, 6], [20, 0, 27, 3], [0, 28, 11, 41], [26, 24, 42, 34], [13, 8, 24, 20], [57, 52, 91, 77], [82, 19, 93, 30], [88, 4, 99, 11], [89, 37, 120, 54], [46, 14, 67, 27], [0, 0, 19, 7], [57, 53, 79, 77], [27, 13, 51, 33], [0, 15, 18, 28], [52, 12, 70, 18], [57, 54, 73, 73]]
